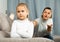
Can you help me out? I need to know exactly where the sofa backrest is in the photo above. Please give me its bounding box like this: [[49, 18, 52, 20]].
[[0, 13, 13, 37]]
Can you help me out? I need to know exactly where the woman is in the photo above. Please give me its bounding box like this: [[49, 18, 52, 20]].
[[33, 7, 53, 40]]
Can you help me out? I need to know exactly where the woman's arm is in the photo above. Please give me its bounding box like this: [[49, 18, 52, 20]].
[[33, 18, 40, 27], [47, 19, 53, 32], [33, 20, 38, 27]]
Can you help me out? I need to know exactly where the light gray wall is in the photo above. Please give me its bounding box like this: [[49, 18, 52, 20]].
[[53, 0, 60, 35], [0, 0, 7, 14]]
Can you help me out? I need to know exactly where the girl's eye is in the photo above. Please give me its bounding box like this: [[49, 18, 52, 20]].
[[17, 11, 20, 13], [21, 10, 24, 12]]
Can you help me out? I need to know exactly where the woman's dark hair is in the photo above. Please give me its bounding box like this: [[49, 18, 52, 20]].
[[42, 7, 52, 18], [43, 7, 52, 12]]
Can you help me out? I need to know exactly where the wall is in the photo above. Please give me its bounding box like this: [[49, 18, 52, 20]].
[[53, 0, 60, 35], [0, 0, 7, 14]]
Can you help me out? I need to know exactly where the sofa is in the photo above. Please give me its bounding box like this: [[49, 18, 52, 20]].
[[0, 37, 54, 42], [53, 35, 60, 42], [0, 13, 59, 42]]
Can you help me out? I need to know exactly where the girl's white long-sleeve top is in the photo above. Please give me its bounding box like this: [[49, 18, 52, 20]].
[[10, 19, 34, 38]]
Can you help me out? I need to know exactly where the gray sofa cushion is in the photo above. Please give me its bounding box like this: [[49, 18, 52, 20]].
[[0, 31, 5, 38], [53, 35, 60, 42]]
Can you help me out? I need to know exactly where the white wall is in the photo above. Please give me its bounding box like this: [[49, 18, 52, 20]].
[[0, 0, 7, 14]]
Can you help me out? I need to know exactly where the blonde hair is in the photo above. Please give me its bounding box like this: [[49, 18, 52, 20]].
[[16, 3, 29, 10]]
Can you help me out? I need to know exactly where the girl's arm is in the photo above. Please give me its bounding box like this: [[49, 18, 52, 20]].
[[10, 21, 20, 38], [17, 22, 34, 38]]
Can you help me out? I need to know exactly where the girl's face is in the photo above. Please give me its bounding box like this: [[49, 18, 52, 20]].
[[16, 5, 29, 20], [42, 9, 52, 20]]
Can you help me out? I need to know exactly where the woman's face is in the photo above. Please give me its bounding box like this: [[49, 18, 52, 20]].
[[42, 9, 52, 20]]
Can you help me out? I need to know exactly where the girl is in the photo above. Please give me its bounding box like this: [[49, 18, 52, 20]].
[[10, 3, 34, 38]]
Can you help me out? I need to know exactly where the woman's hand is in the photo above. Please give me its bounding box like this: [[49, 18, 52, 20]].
[[33, 21, 38, 27], [47, 24, 53, 32]]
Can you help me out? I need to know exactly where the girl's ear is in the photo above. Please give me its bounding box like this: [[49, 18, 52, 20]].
[[27, 10, 29, 18], [27, 15, 28, 18]]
